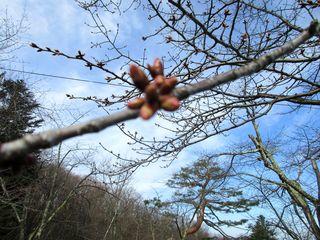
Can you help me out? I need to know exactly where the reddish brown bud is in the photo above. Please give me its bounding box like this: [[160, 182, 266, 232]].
[[241, 33, 248, 40], [154, 58, 164, 74], [145, 83, 158, 103], [140, 103, 158, 120], [127, 98, 145, 109], [154, 75, 165, 86], [159, 83, 171, 94], [224, 9, 231, 16], [147, 58, 164, 78], [159, 77, 177, 94], [160, 96, 180, 111], [129, 64, 149, 91], [166, 77, 177, 87], [159, 94, 171, 103]]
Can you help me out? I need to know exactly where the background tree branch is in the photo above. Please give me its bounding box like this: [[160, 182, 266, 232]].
[[0, 20, 319, 163]]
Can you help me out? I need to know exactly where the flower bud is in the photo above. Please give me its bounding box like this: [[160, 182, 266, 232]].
[[159, 77, 177, 94], [160, 96, 180, 111], [147, 58, 164, 78], [140, 103, 158, 120], [30, 42, 39, 48], [159, 94, 171, 103], [153, 58, 164, 75], [127, 98, 145, 109], [224, 9, 231, 16], [166, 77, 177, 87], [145, 83, 158, 103], [129, 64, 149, 91], [154, 75, 165, 86]]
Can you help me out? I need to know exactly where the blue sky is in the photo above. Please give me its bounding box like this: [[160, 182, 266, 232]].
[[1, 0, 225, 196], [2, 0, 320, 237]]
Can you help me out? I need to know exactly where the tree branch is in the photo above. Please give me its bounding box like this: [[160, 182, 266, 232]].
[[0, 21, 319, 163]]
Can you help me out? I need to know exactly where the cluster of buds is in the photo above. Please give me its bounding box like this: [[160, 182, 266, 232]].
[[128, 58, 180, 120]]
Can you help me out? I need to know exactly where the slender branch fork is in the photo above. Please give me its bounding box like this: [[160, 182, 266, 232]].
[[1, 21, 319, 162]]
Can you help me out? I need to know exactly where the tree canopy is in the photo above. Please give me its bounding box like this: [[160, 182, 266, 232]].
[[249, 215, 277, 240]]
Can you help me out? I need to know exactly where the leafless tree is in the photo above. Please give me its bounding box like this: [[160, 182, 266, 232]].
[[2, 0, 318, 172], [205, 113, 320, 239], [1, 19, 319, 169], [65, 0, 320, 169], [0, 8, 25, 63], [247, 120, 320, 239]]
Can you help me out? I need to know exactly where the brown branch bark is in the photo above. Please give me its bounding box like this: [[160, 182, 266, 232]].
[[185, 201, 206, 237], [0, 21, 319, 163]]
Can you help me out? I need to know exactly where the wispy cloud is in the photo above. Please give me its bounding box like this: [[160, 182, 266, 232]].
[[2, 0, 226, 198]]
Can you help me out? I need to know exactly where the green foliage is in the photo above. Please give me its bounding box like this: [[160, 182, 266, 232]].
[[167, 156, 258, 230], [249, 215, 277, 240], [0, 73, 42, 239], [0, 73, 42, 143]]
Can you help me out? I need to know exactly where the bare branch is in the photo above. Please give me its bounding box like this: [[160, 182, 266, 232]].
[[0, 21, 319, 163]]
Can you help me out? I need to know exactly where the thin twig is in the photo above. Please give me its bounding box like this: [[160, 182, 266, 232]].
[[0, 21, 319, 162]]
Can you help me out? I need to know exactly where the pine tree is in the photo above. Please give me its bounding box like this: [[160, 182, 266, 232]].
[[0, 73, 43, 170], [0, 73, 43, 239], [249, 215, 277, 240], [0, 73, 42, 142], [166, 156, 259, 236]]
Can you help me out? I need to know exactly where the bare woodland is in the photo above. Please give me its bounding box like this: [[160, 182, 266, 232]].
[[0, 0, 320, 239]]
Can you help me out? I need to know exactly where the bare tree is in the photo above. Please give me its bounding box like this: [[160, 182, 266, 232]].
[[0, 8, 25, 63], [0, 3, 319, 237], [1, 1, 319, 174], [205, 113, 320, 239], [1, 20, 319, 168], [246, 120, 320, 239], [68, 0, 320, 167]]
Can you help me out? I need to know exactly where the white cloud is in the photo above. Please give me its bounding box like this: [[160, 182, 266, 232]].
[[1, 0, 223, 199]]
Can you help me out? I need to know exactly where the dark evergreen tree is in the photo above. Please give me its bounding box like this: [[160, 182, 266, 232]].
[[0, 73, 43, 169], [0, 73, 43, 239], [249, 215, 277, 240], [0, 73, 42, 142]]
